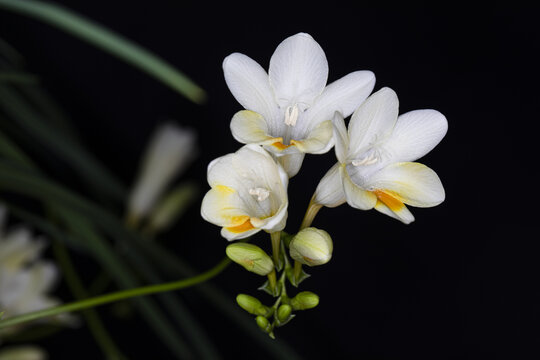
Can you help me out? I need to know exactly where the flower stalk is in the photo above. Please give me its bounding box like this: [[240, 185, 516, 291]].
[[299, 200, 322, 230], [0, 257, 230, 331], [270, 231, 282, 268]]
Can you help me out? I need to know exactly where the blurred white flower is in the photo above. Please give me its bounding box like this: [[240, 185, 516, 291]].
[[224, 32, 375, 177], [127, 123, 197, 225], [201, 144, 288, 241], [0, 207, 74, 337], [313, 87, 447, 224], [0, 346, 47, 360]]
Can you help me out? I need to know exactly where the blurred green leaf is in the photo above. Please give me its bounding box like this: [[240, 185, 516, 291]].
[[0, 0, 206, 104], [0, 71, 38, 83], [0, 85, 126, 202], [0, 127, 35, 169], [54, 208, 196, 360]]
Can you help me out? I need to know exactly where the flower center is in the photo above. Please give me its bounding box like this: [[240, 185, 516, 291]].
[[249, 187, 271, 201], [284, 104, 299, 127], [352, 153, 378, 166]]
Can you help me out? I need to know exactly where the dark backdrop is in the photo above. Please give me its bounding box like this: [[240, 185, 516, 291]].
[[0, 2, 538, 360]]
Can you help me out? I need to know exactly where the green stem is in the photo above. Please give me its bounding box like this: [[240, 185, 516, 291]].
[[299, 199, 322, 230], [271, 231, 281, 268], [52, 240, 126, 360], [0, 257, 230, 331], [0, 0, 206, 103], [293, 260, 302, 284], [267, 270, 277, 295]]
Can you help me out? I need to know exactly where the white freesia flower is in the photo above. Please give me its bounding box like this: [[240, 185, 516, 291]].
[[313, 87, 447, 224], [127, 123, 196, 224], [0, 346, 47, 360], [223, 32, 375, 177], [0, 210, 73, 337], [201, 144, 288, 241]]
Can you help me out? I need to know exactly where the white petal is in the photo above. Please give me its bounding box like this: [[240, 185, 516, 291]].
[[200, 186, 249, 227], [0, 228, 45, 269], [313, 163, 346, 208], [128, 123, 196, 219], [207, 145, 285, 197], [30, 261, 58, 294], [332, 112, 348, 163], [374, 200, 415, 224], [258, 203, 288, 232], [342, 171, 377, 210], [221, 226, 261, 241], [230, 110, 281, 146], [385, 109, 448, 162], [274, 151, 305, 178], [367, 162, 445, 207], [348, 87, 399, 158], [291, 120, 334, 154], [306, 70, 376, 126], [223, 53, 279, 121], [269, 33, 328, 108]]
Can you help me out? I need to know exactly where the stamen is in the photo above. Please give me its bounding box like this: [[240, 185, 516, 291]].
[[249, 187, 271, 201], [284, 104, 299, 126]]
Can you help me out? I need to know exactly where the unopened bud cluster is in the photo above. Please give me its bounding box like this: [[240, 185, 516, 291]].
[[225, 229, 330, 338]]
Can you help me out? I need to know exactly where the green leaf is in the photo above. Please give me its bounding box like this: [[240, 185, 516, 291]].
[[0, 0, 206, 103], [0, 86, 127, 202], [51, 207, 197, 360]]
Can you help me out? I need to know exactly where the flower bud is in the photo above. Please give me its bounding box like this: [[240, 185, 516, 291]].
[[127, 123, 196, 225], [255, 315, 271, 332], [289, 227, 333, 266], [276, 304, 292, 323], [236, 294, 269, 316], [226, 243, 274, 276], [291, 291, 319, 310]]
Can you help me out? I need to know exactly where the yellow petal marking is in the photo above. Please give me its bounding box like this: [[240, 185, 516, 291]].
[[225, 218, 255, 234], [373, 189, 405, 212], [271, 141, 294, 151]]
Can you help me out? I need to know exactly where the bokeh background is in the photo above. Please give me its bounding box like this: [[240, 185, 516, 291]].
[[0, 2, 538, 359]]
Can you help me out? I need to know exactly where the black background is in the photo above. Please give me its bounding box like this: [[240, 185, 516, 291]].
[[1, 2, 539, 359]]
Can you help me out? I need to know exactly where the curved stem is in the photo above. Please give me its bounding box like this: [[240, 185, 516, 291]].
[[299, 199, 322, 230], [0, 257, 230, 331]]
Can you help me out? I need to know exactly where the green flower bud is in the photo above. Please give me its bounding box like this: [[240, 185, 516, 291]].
[[236, 294, 269, 316], [276, 304, 292, 323], [255, 315, 271, 332], [291, 291, 319, 310], [289, 227, 333, 266], [226, 243, 274, 276]]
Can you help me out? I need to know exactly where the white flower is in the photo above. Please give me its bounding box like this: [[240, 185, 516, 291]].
[[201, 144, 288, 241], [313, 87, 447, 224], [0, 346, 47, 360], [127, 123, 196, 224], [223, 33, 375, 177], [0, 210, 73, 336]]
